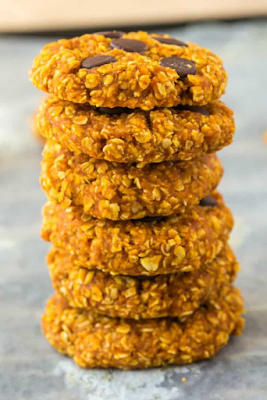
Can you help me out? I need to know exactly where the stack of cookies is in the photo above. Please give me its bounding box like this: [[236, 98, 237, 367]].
[[30, 31, 244, 369]]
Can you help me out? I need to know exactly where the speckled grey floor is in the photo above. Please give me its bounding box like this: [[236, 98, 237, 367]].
[[0, 20, 267, 400]]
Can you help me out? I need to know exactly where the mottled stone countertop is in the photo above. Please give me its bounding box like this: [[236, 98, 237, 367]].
[[0, 20, 267, 400]]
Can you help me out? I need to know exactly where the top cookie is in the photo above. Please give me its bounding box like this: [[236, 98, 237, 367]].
[[29, 31, 227, 110]]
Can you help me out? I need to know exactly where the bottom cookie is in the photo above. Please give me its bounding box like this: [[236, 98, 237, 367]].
[[42, 284, 244, 369]]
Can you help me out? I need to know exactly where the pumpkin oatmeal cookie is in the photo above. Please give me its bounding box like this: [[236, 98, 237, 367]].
[[30, 97, 48, 145], [41, 140, 223, 220], [31, 111, 46, 145], [36, 95, 234, 163], [42, 284, 244, 369], [48, 245, 239, 319], [30, 31, 227, 110], [42, 192, 233, 275]]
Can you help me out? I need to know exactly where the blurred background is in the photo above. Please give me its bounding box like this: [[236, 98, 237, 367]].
[[1, 2, 267, 400], [2, 0, 267, 32]]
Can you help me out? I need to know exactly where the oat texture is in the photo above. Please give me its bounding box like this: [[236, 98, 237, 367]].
[[42, 192, 233, 275], [36, 95, 234, 163], [30, 31, 227, 110], [31, 112, 46, 145], [41, 140, 223, 220], [42, 284, 244, 369], [48, 244, 239, 319]]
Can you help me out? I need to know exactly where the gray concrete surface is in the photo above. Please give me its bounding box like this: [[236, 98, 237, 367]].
[[0, 20, 267, 400]]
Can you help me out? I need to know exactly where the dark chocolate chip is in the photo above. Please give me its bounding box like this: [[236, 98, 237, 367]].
[[175, 105, 209, 116], [81, 55, 116, 69], [152, 36, 187, 47], [140, 216, 165, 223], [110, 38, 147, 53], [160, 56, 196, 78], [199, 196, 218, 207], [94, 30, 125, 39], [135, 275, 158, 281], [94, 107, 131, 115]]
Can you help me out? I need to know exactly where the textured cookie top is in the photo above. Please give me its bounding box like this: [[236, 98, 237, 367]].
[[41, 140, 223, 220], [37, 95, 235, 163], [30, 31, 227, 110], [48, 244, 239, 319], [42, 192, 233, 275]]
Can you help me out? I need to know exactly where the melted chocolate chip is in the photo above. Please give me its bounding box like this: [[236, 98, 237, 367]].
[[199, 196, 218, 207], [81, 55, 116, 69], [94, 30, 125, 39], [152, 36, 187, 47], [175, 105, 209, 116], [160, 56, 196, 78], [140, 216, 165, 223], [94, 107, 131, 115], [135, 275, 158, 281], [110, 38, 147, 53]]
